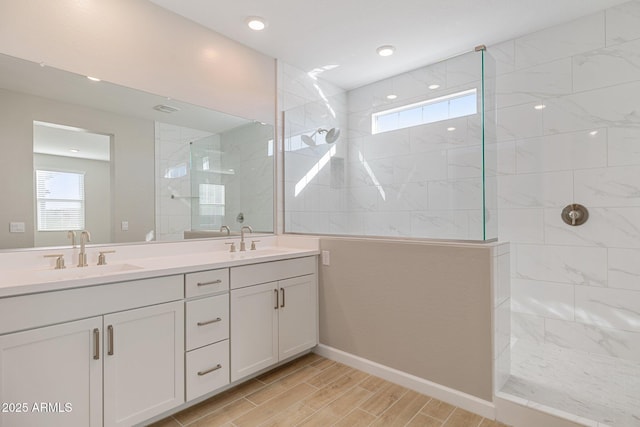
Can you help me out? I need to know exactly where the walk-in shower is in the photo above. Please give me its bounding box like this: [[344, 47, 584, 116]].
[[281, 8, 640, 422]]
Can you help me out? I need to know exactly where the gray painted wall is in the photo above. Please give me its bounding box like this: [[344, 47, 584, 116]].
[[318, 237, 493, 401]]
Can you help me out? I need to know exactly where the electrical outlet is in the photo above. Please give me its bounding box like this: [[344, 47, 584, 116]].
[[9, 222, 25, 233], [121, 221, 129, 231]]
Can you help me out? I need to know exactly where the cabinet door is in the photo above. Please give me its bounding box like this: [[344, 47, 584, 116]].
[[230, 282, 278, 382], [103, 301, 184, 427], [278, 275, 318, 360], [0, 317, 102, 427]]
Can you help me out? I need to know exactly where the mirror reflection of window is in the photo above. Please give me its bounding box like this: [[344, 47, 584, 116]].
[[35, 169, 85, 231], [33, 121, 112, 247]]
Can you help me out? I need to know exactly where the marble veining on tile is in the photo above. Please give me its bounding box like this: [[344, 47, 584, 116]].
[[502, 340, 640, 426]]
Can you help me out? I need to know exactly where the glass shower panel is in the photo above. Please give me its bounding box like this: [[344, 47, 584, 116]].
[[190, 123, 275, 234], [482, 50, 498, 241], [190, 135, 224, 231], [284, 49, 495, 241]]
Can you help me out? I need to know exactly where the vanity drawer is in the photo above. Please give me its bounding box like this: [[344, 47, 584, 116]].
[[186, 340, 229, 401], [185, 268, 229, 298], [186, 294, 229, 350], [230, 256, 316, 289]]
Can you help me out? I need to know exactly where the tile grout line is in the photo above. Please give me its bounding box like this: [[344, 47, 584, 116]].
[[402, 398, 433, 427], [182, 387, 262, 426], [372, 386, 410, 421], [235, 363, 341, 427], [441, 406, 458, 426], [292, 370, 371, 426]]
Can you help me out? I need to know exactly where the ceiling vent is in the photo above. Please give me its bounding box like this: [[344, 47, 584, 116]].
[[153, 104, 180, 113]]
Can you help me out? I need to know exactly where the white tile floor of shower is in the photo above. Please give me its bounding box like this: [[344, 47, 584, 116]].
[[500, 340, 640, 427]]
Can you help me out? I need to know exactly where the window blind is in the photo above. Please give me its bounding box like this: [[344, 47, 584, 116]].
[[36, 170, 85, 231]]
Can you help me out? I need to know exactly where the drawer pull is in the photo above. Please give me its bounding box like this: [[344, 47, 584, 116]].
[[197, 364, 222, 376], [197, 279, 222, 287], [93, 328, 100, 360], [197, 317, 222, 326]]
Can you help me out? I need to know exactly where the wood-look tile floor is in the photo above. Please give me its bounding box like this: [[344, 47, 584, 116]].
[[149, 354, 509, 427]]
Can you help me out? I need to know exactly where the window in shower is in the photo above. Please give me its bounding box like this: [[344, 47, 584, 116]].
[[371, 88, 477, 134], [198, 183, 225, 217]]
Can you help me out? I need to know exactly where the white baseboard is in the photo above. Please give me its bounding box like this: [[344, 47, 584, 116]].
[[314, 344, 495, 419]]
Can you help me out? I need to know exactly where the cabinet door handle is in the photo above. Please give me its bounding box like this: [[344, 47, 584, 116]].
[[274, 289, 279, 310], [197, 364, 222, 376], [197, 279, 222, 287], [93, 328, 100, 360], [197, 317, 222, 326], [280, 288, 285, 308], [107, 325, 114, 356]]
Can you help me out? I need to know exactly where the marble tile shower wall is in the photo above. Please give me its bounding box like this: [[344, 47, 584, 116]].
[[221, 123, 274, 233], [494, 0, 640, 361], [281, 62, 349, 234], [154, 122, 215, 241], [344, 51, 489, 239], [283, 53, 494, 240]]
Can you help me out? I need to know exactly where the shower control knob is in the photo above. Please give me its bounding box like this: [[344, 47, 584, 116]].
[[561, 204, 588, 226]]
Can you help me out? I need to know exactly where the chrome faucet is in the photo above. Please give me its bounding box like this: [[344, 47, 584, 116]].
[[78, 230, 91, 267], [240, 225, 253, 252], [219, 225, 231, 236]]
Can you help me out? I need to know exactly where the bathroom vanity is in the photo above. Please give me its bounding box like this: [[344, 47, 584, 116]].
[[0, 241, 318, 427]]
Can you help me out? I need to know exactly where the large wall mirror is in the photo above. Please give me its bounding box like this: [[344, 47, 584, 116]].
[[0, 53, 274, 250]]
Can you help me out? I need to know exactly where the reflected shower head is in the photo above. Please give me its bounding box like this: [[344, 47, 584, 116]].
[[301, 132, 317, 146], [302, 127, 340, 146]]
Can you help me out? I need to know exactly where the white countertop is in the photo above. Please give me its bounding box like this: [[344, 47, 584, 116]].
[[0, 236, 320, 298]]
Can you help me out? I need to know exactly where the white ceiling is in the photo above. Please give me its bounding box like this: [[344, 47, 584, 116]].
[[149, 0, 628, 90], [34, 122, 111, 162]]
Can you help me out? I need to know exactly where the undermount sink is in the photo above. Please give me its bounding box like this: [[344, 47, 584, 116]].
[[228, 247, 294, 259], [32, 263, 144, 281]]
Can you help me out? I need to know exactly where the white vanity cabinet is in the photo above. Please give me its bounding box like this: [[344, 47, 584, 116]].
[[230, 256, 317, 382], [0, 317, 103, 427], [184, 268, 230, 401], [103, 301, 184, 427], [0, 249, 319, 426], [0, 275, 184, 427]]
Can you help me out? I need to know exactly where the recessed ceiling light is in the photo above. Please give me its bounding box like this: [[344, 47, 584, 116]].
[[87, 76, 101, 82], [376, 45, 395, 57], [428, 84, 440, 90], [534, 104, 546, 110], [447, 127, 456, 132], [246, 16, 266, 31], [386, 94, 397, 100], [70, 148, 80, 153], [589, 130, 599, 136]]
